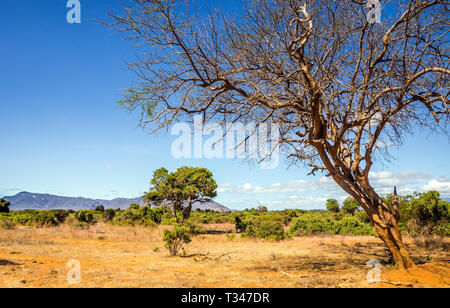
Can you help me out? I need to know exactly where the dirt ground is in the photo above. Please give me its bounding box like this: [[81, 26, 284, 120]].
[[0, 224, 448, 288]]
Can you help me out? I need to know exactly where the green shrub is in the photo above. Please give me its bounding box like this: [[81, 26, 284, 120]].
[[94, 205, 105, 212], [103, 209, 116, 222], [341, 198, 360, 215], [288, 212, 374, 236], [288, 213, 338, 236], [243, 219, 285, 241], [75, 209, 94, 224], [337, 216, 375, 236], [401, 191, 450, 236], [235, 216, 246, 233], [112, 205, 164, 226], [0, 199, 11, 213], [33, 211, 59, 226], [326, 199, 340, 213], [356, 210, 371, 223], [162, 226, 192, 256]]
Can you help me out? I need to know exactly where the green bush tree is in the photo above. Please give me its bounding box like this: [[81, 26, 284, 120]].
[[244, 220, 285, 241], [234, 216, 246, 233], [326, 199, 340, 213], [162, 225, 192, 256], [95, 205, 105, 212], [75, 209, 94, 224], [145, 167, 217, 224], [403, 191, 449, 236], [0, 198, 11, 213], [103, 209, 116, 222], [342, 198, 360, 215]]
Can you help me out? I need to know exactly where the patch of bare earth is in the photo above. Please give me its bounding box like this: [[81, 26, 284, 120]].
[[0, 224, 448, 288]]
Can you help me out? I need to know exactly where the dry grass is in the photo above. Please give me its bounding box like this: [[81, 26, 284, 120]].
[[0, 224, 448, 288]]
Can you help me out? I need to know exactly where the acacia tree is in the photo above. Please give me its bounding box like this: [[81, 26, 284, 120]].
[[0, 198, 10, 213], [342, 197, 361, 215], [109, 0, 449, 269], [145, 167, 217, 224], [326, 199, 340, 213]]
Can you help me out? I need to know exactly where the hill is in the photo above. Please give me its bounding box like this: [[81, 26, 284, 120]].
[[2, 192, 231, 212]]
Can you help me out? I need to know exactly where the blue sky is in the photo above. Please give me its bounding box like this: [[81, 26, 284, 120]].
[[1, 0, 449, 210]]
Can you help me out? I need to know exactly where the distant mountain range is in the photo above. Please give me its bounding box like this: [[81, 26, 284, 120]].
[[3, 192, 231, 212]]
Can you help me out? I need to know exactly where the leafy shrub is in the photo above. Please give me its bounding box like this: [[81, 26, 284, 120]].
[[162, 226, 192, 256], [0, 198, 11, 213], [33, 211, 59, 226], [401, 191, 449, 236], [94, 205, 105, 212], [112, 205, 164, 226], [235, 216, 246, 233], [103, 209, 116, 222], [356, 210, 371, 223], [326, 199, 340, 213], [243, 219, 285, 240], [75, 210, 94, 224], [129, 203, 140, 210], [289, 213, 338, 236], [337, 216, 375, 236], [342, 198, 360, 215]]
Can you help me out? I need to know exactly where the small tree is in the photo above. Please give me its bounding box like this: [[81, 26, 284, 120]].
[[326, 199, 340, 213], [342, 198, 360, 215], [163, 225, 192, 256], [95, 205, 105, 212], [404, 191, 449, 235], [145, 167, 217, 224], [75, 209, 94, 224], [0, 199, 11, 213], [103, 209, 116, 222], [129, 203, 140, 210], [235, 216, 246, 233]]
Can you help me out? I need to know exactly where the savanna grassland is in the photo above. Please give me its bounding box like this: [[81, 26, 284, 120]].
[[0, 223, 448, 288], [0, 191, 449, 288]]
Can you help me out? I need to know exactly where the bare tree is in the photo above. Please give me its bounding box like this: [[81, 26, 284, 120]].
[[108, 0, 449, 269]]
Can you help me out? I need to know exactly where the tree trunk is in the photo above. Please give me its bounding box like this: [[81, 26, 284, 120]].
[[328, 171, 415, 269], [172, 204, 180, 224], [369, 203, 415, 270], [356, 192, 415, 270], [181, 197, 192, 225]]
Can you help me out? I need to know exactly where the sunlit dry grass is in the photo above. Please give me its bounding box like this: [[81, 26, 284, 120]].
[[0, 224, 448, 288]]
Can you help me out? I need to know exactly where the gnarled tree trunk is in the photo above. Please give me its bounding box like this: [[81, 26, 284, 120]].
[[368, 199, 415, 269], [338, 178, 415, 269]]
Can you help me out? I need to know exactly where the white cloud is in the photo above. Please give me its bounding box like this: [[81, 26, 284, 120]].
[[217, 177, 340, 196], [369, 171, 393, 179], [423, 179, 450, 197], [217, 169, 448, 210]]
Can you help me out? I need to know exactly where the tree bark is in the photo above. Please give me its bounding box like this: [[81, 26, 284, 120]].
[[181, 197, 192, 225], [324, 167, 415, 269], [353, 189, 415, 270]]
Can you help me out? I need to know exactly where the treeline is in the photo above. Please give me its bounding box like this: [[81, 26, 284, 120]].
[[0, 190, 448, 240]]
